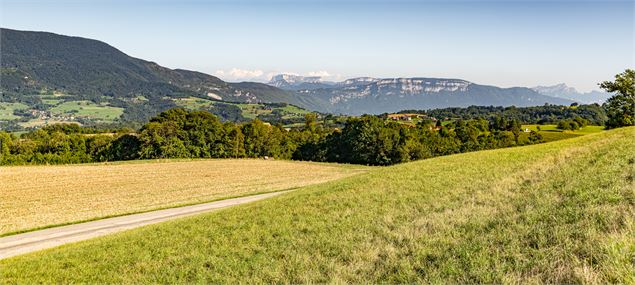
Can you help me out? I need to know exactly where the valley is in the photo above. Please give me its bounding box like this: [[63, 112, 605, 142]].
[[0, 93, 313, 131], [0, 6, 632, 282]]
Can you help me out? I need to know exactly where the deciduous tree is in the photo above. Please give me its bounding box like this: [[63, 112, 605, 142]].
[[600, 69, 634, 128]]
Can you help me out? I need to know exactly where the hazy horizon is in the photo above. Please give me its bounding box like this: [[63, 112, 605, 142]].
[[2, 0, 633, 92]]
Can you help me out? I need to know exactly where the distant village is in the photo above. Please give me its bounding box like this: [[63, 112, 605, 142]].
[[386, 113, 443, 130], [25, 109, 79, 122]]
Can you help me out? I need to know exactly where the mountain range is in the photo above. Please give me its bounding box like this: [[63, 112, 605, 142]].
[[268, 74, 335, 90], [1, 28, 579, 121], [531, 84, 611, 104], [268, 75, 574, 114]]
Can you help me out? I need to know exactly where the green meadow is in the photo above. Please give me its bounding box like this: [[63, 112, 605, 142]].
[[522, 124, 605, 142], [1, 127, 632, 283], [523, 124, 605, 134], [50, 100, 124, 122], [0, 102, 28, 120], [173, 97, 214, 109], [174, 96, 310, 120]]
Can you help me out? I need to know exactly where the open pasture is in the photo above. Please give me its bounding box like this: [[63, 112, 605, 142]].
[[0, 102, 28, 121], [50, 100, 124, 122], [1, 128, 632, 283], [522, 124, 605, 142]]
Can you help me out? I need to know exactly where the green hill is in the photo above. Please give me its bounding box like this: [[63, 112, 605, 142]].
[[1, 127, 633, 283], [0, 28, 302, 124]]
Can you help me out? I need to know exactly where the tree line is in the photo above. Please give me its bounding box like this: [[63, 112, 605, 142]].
[[1, 69, 631, 166], [293, 115, 543, 165], [0, 108, 543, 166], [398, 104, 608, 126]]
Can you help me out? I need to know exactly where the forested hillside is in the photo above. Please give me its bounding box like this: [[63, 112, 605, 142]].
[[0, 28, 303, 125], [398, 104, 608, 125]]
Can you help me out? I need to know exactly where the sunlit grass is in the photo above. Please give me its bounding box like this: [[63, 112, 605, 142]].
[[1, 127, 632, 283], [0, 102, 28, 120], [522, 124, 605, 142], [49, 100, 124, 122]]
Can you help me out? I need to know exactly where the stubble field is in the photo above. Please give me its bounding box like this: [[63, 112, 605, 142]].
[[0, 159, 367, 235]]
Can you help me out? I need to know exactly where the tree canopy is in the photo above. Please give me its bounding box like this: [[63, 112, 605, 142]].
[[600, 69, 635, 129], [0, 108, 554, 166]]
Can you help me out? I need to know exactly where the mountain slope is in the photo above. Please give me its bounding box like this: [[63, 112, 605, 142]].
[[0, 28, 299, 122], [1, 28, 212, 98]]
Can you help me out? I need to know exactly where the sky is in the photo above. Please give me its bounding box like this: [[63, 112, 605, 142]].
[[1, 0, 633, 91]]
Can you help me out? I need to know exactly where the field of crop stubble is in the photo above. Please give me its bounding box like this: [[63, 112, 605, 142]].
[[0, 159, 367, 235]]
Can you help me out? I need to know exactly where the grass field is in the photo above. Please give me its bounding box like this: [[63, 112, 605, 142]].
[[1, 127, 632, 283], [39, 95, 64, 106], [523, 124, 605, 134], [50, 100, 124, 122], [17, 118, 78, 128], [279, 104, 310, 119], [0, 159, 367, 236], [174, 97, 310, 120], [522, 124, 605, 142], [174, 97, 214, 109], [0, 102, 28, 120], [2, 97, 122, 125], [235, 103, 271, 119]]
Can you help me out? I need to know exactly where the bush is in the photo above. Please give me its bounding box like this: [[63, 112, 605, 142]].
[[557, 119, 581, 131]]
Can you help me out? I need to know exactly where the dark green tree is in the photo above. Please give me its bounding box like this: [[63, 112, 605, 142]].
[[528, 131, 543, 143], [105, 134, 141, 161], [242, 120, 274, 158], [600, 69, 634, 128], [0, 132, 14, 165], [138, 121, 189, 159]]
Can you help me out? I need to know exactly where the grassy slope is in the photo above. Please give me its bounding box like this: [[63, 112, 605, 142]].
[[522, 124, 605, 142], [523, 124, 605, 134], [0, 102, 28, 120], [5, 98, 124, 126], [0, 159, 367, 236], [1, 128, 633, 283], [50, 100, 124, 122], [174, 96, 310, 121]]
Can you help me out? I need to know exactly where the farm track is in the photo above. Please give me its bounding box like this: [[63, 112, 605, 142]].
[[0, 191, 289, 260], [1, 159, 367, 235]]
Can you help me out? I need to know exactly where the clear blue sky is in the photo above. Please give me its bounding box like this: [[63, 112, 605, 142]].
[[1, 0, 633, 91]]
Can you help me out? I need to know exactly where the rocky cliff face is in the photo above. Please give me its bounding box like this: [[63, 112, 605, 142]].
[[270, 76, 573, 114], [532, 83, 611, 104]]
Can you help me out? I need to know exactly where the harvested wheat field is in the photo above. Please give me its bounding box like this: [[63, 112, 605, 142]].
[[3, 128, 632, 284], [0, 159, 367, 235]]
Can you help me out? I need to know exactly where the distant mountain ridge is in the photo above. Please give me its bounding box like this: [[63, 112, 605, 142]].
[[268, 74, 335, 90], [268, 74, 574, 115], [531, 83, 610, 104], [0, 28, 303, 121], [0, 28, 577, 121]]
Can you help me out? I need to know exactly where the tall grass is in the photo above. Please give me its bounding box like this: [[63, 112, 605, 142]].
[[1, 127, 633, 283]]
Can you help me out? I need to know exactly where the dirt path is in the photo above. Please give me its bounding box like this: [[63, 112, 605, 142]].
[[0, 191, 288, 260]]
